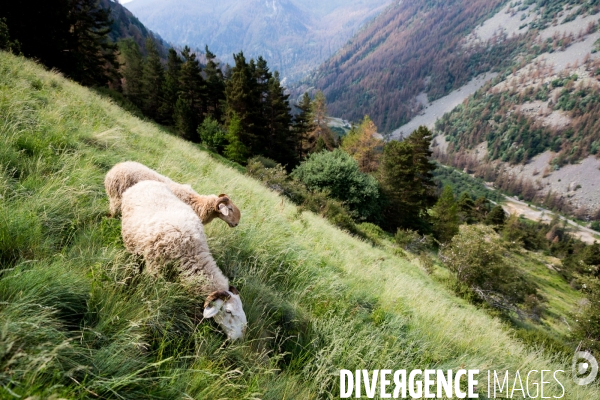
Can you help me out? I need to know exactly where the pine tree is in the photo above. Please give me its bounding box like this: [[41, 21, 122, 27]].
[[204, 46, 225, 122], [263, 71, 296, 167], [378, 127, 437, 232], [119, 38, 144, 109], [159, 48, 182, 124], [431, 186, 459, 243], [457, 192, 476, 224], [341, 115, 383, 173], [224, 112, 249, 164], [486, 205, 507, 226], [141, 38, 165, 120], [176, 46, 206, 141], [225, 52, 256, 151], [406, 126, 437, 209], [307, 91, 335, 152], [293, 92, 315, 159]]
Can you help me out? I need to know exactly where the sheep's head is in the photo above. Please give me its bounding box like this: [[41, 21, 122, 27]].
[[203, 286, 247, 340], [215, 194, 241, 228]]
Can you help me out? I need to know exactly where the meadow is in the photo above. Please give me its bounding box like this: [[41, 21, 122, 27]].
[[0, 51, 598, 398]]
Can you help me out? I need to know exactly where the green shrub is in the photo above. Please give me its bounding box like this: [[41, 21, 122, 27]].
[[441, 225, 538, 313], [292, 149, 380, 220], [198, 116, 227, 153]]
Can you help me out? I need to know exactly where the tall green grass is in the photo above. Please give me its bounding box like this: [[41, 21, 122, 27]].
[[0, 51, 598, 398]]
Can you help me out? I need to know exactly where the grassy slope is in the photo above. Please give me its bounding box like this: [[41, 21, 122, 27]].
[[0, 52, 598, 398]]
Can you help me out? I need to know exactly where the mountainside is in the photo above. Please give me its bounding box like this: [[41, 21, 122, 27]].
[[307, 0, 600, 218], [103, 0, 169, 56], [305, 0, 508, 132], [124, 0, 391, 82], [428, 1, 600, 218], [2, 50, 598, 398]]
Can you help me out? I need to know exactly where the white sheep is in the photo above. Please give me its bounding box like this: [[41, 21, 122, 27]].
[[104, 161, 240, 227], [121, 180, 247, 340]]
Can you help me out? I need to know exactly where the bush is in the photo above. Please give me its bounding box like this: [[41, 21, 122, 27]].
[[198, 116, 227, 153], [441, 225, 538, 315], [572, 277, 600, 358], [395, 229, 434, 252], [292, 149, 381, 220]]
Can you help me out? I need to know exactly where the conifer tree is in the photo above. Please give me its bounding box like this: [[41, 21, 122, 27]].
[[406, 126, 437, 209], [293, 92, 315, 159], [141, 38, 165, 121], [378, 127, 437, 232], [431, 186, 459, 243], [204, 46, 225, 122], [225, 52, 256, 150], [119, 38, 144, 109], [263, 71, 296, 167], [341, 115, 383, 173], [307, 91, 335, 152], [176, 46, 206, 141], [67, 0, 119, 86], [159, 48, 182, 124], [457, 192, 476, 224], [224, 113, 249, 164]]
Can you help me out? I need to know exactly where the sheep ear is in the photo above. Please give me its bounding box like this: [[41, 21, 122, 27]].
[[219, 203, 230, 216], [229, 285, 239, 295], [218, 193, 227, 198], [203, 298, 224, 319]]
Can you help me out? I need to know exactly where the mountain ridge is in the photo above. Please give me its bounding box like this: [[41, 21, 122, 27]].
[[124, 0, 391, 81]]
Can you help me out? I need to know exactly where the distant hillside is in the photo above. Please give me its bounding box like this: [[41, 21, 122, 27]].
[[304, 0, 508, 132], [2, 50, 598, 398], [430, 1, 600, 218], [102, 0, 169, 56], [124, 0, 391, 82]]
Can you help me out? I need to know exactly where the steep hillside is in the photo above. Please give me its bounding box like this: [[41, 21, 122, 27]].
[[124, 0, 391, 82], [431, 1, 600, 218], [103, 0, 169, 56], [306, 0, 511, 132], [1, 51, 598, 398]]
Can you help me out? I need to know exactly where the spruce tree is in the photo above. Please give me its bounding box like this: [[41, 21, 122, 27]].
[[224, 113, 249, 164], [67, 0, 119, 86], [406, 126, 437, 209], [293, 92, 315, 159], [225, 52, 256, 151], [159, 48, 182, 124], [204, 46, 225, 122], [431, 186, 459, 243], [378, 127, 437, 232], [141, 38, 165, 121], [457, 192, 476, 224], [263, 71, 296, 167], [176, 46, 206, 141], [119, 38, 144, 109]]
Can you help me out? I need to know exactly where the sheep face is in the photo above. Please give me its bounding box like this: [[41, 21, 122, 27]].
[[203, 286, 247, 340], [216, 194, 241, 228]]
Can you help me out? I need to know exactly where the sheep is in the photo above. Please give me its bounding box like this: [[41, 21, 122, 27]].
[[121, 180, 247, 340], [104, 161, 241, 227]]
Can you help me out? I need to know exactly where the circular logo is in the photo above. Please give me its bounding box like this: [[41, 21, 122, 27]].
[[572, 351, 598, 386]]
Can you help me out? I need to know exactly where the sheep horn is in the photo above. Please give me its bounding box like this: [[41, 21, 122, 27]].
[[204, 290, 231, 307]]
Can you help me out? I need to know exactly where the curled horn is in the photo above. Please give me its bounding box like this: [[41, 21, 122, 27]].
[[204, 291, 231, 308]]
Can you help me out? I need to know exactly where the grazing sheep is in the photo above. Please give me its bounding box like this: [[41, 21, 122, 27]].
[[104, 161, 241, 227], [121, 180, 247, 340]]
